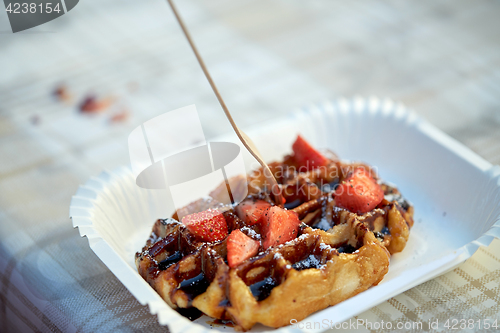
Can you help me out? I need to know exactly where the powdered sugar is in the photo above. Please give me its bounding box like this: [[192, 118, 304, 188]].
[[319, 242, 331, 251], [240, 226, 261, 240], [315, 218, 332, 231], [282, 233, 308, 247], [291, 254, 325, 270]]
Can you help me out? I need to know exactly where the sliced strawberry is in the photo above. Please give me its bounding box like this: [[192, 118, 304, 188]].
[[235, 199, 272, 225], [261, 206, 301, 249], [292, 135, 329, 171], [227, 229, 260, 268], [181, 209, 228, 242], [334, 168, 383, 214]]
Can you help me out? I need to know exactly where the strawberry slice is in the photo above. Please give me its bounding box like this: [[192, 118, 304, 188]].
[[292, 135, 328, 171], [334, 168, 383, 214], [235, 199, 272, 225], [261, 206, 301, 249], [181, 209, 228, 242], [227, 229, 260, 268]]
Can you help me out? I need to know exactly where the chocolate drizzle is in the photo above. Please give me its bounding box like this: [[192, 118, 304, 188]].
[[249, 277, 278, 301], [178, 272, 211, 300], [337, 244, 356, 254], [284, 199, 302, 210], [176, 307, 203, 321], [158, 251, 182, 270]]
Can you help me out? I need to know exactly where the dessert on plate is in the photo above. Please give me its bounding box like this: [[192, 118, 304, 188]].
[[136, 135, 414, 331]]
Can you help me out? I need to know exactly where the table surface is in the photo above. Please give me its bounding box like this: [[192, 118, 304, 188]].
[[0, 0, 499, 332]]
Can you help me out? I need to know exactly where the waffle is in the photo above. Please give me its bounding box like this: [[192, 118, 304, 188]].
[[225, 217, 390, 329], [250, 156, 414, 255], [136, 212, 237, 319], [136, 145, 414, 331]]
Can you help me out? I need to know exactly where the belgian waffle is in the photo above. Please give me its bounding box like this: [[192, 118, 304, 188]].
[[136, 145, 414, 331]]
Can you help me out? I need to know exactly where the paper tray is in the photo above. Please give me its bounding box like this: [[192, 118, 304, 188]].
[[70, 97, 500, 333]]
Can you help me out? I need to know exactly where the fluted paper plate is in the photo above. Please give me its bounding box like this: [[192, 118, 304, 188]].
[[70, 97, 500, 333]]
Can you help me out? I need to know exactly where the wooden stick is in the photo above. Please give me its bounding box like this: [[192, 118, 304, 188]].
[[166, 0, 284, 206]]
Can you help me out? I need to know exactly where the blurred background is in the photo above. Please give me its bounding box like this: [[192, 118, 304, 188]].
[[0, 0, 499, 332]]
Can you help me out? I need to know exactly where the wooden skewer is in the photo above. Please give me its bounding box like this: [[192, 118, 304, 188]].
[[166, 0, 284, 206]]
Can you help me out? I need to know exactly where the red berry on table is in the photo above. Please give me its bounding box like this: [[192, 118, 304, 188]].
[[227, 229, 260, 268], [261, 206, 301, 249], [235, 199, 272, 225], [334, 168, 384, 214], [292, 135, 329, 171], [181, 209, 228, 242]]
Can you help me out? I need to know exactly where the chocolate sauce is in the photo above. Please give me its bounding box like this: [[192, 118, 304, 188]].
[[249, 276, 277, 301], [292, 197, 324, 220], [330, 206, 345, 226], [360, 209, 385, 228], [158, 251, 182, 270], [208, 319, 235, 327], [321, 179, 339, 192], [223, 211, 246, 231], [384, 193, 410, 211], [291, 254, 322, 271], [284, 199, 302, 210], [178, 272, 210, 300], [218, 298, 231, 307], [176, 307, 203, 321], [148, 237, 172, 257], [397, 197, 410, 211], [337, 244, 356, 254]]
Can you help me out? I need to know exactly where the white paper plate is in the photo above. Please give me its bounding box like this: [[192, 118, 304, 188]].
[[70, 97, 500, 333]]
